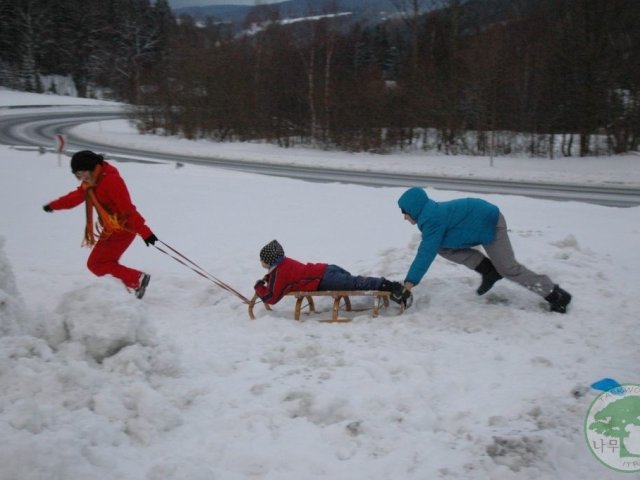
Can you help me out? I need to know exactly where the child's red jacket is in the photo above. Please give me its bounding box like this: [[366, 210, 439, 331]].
[[255, 257, 327, 305], [48, 162, 152, 239]]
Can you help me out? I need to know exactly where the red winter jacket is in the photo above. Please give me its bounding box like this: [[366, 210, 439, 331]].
[[254, 257, 327, 305], [48, 161, 152, 239]]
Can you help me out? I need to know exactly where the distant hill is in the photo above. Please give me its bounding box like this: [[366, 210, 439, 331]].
[[173, 0, 399, 27], [173, 4, 250, 24], [172, 0, 535, 36]]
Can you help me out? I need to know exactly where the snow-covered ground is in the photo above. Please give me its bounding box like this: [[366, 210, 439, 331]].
[[1, 89, 639, 479]]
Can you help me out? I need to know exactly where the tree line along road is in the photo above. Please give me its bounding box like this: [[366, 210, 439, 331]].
[[1, 107, 639, 208]]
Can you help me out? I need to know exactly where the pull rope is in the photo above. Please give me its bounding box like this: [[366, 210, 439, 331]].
[[154, 240, 251, 304]]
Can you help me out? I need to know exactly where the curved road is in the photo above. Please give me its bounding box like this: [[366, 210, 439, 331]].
[[2, 106, 639, 207]]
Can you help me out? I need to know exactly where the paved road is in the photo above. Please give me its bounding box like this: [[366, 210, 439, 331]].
[[2, 107, 639, 207]]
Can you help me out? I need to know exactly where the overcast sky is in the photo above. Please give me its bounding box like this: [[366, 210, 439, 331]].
[[168, 0, 282, 8]]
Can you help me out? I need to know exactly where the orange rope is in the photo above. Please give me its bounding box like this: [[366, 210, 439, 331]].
[[154, 240, 251, 304]]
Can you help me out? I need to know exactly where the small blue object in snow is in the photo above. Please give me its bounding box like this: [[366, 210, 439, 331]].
[[591, 378, 625, 395]]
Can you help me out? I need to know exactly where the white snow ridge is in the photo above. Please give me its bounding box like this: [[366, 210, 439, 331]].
[[0, 238, 184, 479]]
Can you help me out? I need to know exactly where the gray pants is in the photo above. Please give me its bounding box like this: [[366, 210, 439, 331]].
[[439, 214, 554, 297]]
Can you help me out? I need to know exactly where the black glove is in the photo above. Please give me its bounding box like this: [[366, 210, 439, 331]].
[[43, 204, 53, 213], [144, 234, 158, 246], [254, 279, 266, 289], [390, 286, 413, 309]]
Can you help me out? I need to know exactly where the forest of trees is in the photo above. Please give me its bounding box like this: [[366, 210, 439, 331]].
[[1, 0, 638, 157]]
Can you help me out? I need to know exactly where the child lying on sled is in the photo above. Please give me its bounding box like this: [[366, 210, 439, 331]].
[[253, 240, 409, 307]]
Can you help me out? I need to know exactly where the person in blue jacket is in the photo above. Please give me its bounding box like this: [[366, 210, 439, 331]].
[[391, 187, 572, 313]]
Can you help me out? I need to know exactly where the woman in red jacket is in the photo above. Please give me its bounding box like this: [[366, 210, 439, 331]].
[[254, 240, 404, 305], [43, 150, 157, 299]]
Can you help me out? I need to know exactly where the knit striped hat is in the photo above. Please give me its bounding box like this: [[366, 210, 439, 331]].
[[260, 240, 284, 267]]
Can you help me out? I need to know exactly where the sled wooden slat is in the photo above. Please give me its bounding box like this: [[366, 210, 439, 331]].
[[248, 290, 402, 323]]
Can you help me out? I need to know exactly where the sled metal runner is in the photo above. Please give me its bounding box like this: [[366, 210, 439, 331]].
[[248, 290, 403, 323]]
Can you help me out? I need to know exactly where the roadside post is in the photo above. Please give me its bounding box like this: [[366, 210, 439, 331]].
[[55, 134, 65, 166]]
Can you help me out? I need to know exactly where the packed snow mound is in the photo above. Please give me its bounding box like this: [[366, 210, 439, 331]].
[[0, 237, 28, 336], [54, 282, 160, 363], [0, 252, 187, 479], [145, 458, 220, 480]]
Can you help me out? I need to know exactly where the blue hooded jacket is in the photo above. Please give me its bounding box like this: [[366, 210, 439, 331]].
[[398, 187, 500, 285]]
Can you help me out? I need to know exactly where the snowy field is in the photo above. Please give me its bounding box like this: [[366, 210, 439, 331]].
[[1, 89, 639, 479]]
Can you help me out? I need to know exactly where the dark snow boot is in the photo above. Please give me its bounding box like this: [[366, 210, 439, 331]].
[[379, 278, 403, 293], [545, 285, 571, 313], [474, 258, 502, 295], [389, 284, 413, 309], [135, 273, 151, 299]]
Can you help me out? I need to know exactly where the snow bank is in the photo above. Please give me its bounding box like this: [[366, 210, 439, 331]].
[[0, 242, 185, 479], [0, 237, 27, 336]]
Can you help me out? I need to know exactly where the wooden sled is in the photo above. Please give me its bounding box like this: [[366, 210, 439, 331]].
[[248, 290, 403, 323]]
